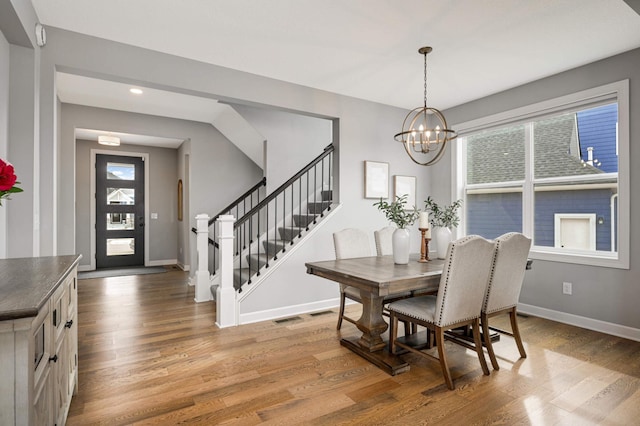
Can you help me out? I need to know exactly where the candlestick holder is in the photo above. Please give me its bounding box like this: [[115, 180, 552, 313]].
[[419, 228, 430, 262]]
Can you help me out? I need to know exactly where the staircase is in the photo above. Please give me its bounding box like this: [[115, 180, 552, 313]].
[[233, 190, 333, 289], [204, 144, 335, 297]]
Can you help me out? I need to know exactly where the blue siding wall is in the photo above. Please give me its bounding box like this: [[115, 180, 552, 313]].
[[467, 192, 522, 239], [576, 104, 618, 173], [534, 189, 614, 251]]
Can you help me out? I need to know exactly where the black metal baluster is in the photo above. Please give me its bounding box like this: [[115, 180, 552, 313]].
[[273, 195, 278, 259], [313, 163, 318, 224], [282, 190, 286, 252], [306, 171, 310, 231], [290, 185, 294, 245], [327, 152, 332, 211]]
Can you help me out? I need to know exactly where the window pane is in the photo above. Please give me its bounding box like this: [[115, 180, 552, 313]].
[[534, 185, 617, 252], [107, 162, 135, 180], [466, 192, 522, 239], [106, 213, 135, 230], [466, 124, 525, 185], [107, 238, 135, 256], [107, 188, 135, 205], [533, 104, 618, 179]]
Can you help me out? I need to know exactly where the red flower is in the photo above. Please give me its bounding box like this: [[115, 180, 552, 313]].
[[0, 159, 18, 191], [0, 158, 22, 205]]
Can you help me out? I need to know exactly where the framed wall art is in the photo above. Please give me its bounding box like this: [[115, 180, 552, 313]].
[[393, 175, 417, 208], [364, 161, 389, 199]]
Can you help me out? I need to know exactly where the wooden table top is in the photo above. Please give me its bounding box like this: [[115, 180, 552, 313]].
[[306, 255, 445, 296], [0, 255, 82, 321]]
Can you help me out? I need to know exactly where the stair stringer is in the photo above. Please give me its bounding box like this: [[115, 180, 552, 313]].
[[236, 203, 342, 309]]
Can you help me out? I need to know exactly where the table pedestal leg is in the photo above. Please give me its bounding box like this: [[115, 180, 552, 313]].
[[339, 290, 411, 376], [356, 292, 387, 351]]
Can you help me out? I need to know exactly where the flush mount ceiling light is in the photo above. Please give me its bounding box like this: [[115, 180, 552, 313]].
[[129, 88, 143, 95], [98, 135, 120, 146], [394, 46, 457, 166]]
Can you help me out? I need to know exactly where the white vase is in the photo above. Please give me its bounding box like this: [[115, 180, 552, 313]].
[[392, 228, 411, 265], [434, 227, 452, 259]]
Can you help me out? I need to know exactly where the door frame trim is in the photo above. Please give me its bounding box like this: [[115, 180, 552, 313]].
[[90, 149, 150, 270]]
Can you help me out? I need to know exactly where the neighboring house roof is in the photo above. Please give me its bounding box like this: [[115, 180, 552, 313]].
[[107, 188, 135, 203], [467, 109, 616, 185]]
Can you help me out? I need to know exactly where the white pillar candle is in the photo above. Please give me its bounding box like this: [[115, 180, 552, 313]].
[[419, 212, 429, 229]]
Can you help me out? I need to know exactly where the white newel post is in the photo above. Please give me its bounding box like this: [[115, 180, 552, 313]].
[[194, 213, 212, 302], [216, 215, 237, 328]]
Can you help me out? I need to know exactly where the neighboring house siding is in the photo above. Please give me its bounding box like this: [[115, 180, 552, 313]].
[[467, 192, 522, 239], [534, 189, 614, 251], [577, 103, 618, 173]]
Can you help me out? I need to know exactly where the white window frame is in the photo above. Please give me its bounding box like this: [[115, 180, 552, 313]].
[[452, 80, 629, 269]]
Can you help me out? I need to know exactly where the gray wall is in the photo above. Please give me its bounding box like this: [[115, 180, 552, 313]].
[[0, 31, 7, 257], [232, 104, 333, 193], [442, 48, 640, 330], [63, 103, 262, 271]]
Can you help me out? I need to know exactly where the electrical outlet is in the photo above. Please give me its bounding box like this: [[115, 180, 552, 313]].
[[562, 281, 572, 295]]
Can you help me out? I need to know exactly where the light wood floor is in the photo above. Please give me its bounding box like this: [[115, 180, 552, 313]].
[[67, 270, 640, 425]]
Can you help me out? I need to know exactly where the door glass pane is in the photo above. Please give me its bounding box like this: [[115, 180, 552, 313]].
[[107, 162, 135, 180], [106, 213, 135, 230], [106, 238, 135, 256], [107, 188, 135, 205]]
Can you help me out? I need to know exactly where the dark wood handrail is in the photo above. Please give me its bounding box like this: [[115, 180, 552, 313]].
[[235, 144, 334, 228], [190, 176, 266, 246], [208, 177, 266, 226]]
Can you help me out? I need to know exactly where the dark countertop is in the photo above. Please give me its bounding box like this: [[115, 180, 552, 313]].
[[0, 255, 82, 321]]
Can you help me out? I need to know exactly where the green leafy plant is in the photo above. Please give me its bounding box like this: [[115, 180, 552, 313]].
[[424, 196, 462, 228], [373, 194, 420, 229]]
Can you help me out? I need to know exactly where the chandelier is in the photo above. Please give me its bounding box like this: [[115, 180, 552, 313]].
[[394, 47, 457, 166]]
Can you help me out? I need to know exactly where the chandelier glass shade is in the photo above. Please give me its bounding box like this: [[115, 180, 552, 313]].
[[394, 47, 457, 166]]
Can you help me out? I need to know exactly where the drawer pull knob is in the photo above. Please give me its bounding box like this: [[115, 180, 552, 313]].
[[65, 320, 73, 329], [49, 354, 58, 363]]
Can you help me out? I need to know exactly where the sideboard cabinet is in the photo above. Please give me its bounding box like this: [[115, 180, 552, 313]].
[[0, 255, 81, 425]]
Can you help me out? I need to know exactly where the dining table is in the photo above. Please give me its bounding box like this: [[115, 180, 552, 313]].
[[305, 255, 445, 375]]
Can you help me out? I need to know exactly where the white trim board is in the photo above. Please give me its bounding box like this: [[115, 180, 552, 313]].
[[518, 302, 640, 342], [239, 298, 341, 325]]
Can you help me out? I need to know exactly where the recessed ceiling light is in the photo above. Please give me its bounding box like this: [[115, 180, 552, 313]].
[[129, 88, 143, 95]]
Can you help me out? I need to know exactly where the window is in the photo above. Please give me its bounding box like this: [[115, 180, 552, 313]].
[[454, 81, 629, 269]]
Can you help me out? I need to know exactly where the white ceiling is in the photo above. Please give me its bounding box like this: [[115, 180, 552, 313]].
[[34, 0, 640, 140]]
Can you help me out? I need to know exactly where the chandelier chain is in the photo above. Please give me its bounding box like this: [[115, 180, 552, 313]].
[[423, 51, 428, 109]]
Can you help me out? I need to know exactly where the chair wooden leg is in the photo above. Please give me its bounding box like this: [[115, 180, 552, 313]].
[[481, 313, 499, 370], [473, 319, 490, 376], [389, 313, 399, 354], [337, 292, 346, 330], [435, 327, 454, 390], [510, 307, 527, 358], [403, 319, 410, 336]]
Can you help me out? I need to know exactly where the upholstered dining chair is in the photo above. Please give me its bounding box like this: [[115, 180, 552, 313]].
[[481, 232, 532, 370], [333, 228, 412, 330], [374, 226, 395, 256], [333, 228, 373, 330], [388, 235, 496, 390]]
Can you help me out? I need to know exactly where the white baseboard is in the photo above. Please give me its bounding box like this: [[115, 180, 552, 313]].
[[518, 303, 640, 342], [239, 298, 341, 325], [177, 262, 190, 271], [78, 264, 92, 272], [147, 259, 177, 267]]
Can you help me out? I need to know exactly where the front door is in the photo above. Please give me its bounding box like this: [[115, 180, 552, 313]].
[[96, 154, 145, 268]]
